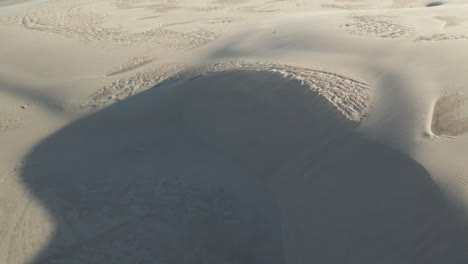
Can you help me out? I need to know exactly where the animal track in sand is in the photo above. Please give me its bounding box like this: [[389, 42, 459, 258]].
[[431, 94, 468, 136], [0, 162, 55, 264], [211, 0, 248, 5], [114, 0, 175, 7], [0, 114, 21, 132], [106, 57, 153, 77], [7, 199, 57, 264], [19, 1, 107, 40], [344, 15, 415, 38], [87, 64, 181, 109], [114, 0, 180, 12], [0, 15, 18, 27], [416, 33, 468, 42], [0, 182, 29, 264], [18, 1, 219, 47], [235, 5, 281, 13], [207, 16, 244, 24], [321, 4, 369, 9]]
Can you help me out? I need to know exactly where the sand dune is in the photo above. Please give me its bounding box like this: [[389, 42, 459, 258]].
[[18, 66, 467, 263], [1, 0, 468, 263]]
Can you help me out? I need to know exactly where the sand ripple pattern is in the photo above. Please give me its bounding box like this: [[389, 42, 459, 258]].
[[88, 61, 371, 122], [0, 114, 21, 132], [344, 15, 415, 38], [186, 61, 372, 123], [321, 3, 369, 9], [18, 1, 218, 46], [87, 64, 181, 109], [114, 0, 180, 11], [416, 33, 468, 42]]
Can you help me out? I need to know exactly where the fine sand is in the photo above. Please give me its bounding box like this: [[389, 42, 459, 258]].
[[1, 0, 468, 263]]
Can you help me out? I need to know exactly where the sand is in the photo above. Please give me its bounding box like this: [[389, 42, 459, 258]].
[[432, 94, 468, 136], [1, 0, 468, 263]]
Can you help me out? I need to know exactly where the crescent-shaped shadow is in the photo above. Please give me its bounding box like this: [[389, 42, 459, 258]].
[[20, 69, 467, 264]]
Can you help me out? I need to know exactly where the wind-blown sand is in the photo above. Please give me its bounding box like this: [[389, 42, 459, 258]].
[[1, 0, 468, 263]]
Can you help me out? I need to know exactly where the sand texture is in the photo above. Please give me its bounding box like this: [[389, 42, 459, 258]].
[[1, 0, 468, 263]]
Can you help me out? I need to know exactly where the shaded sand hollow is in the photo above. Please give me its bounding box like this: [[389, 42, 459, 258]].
[[18, 68, 468, 264], [1, 0, 468, 264]]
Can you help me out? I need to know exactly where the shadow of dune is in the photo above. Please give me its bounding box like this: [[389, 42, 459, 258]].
[[20, 69, 468, 264], [0, 79, 66, 114]]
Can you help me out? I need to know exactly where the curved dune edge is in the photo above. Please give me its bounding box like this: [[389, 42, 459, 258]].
[[87, 61, 372, 123], [19, 66, 468, 264], [157, 61, 373, 123]]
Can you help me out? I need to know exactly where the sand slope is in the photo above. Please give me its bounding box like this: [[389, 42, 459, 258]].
[[1, 0, 468, 263], [18, 66, 467, 263]]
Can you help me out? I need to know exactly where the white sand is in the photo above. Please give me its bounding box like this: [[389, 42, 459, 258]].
[[1, 0, 468, 263]]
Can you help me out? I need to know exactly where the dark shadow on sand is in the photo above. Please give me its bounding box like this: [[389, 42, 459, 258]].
[[20, 69, 468, 264]]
